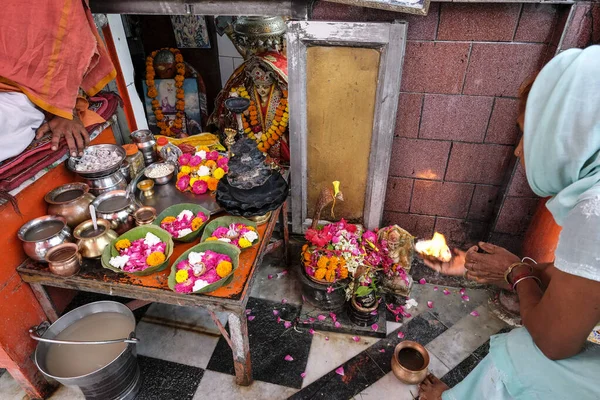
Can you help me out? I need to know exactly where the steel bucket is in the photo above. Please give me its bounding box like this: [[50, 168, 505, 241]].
[[31, 301, 141, 400]]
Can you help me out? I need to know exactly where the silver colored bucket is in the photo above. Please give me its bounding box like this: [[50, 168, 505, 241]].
[[31, 301, 141, 400]]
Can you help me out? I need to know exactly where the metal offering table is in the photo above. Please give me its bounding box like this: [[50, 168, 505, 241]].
[[17, 202, 290, 386]]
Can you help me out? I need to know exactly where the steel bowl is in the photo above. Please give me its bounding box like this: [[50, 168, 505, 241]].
[[86, 170, 128, 196], [18, 216, 74, 262], [391, 341, 430, 385], [91, 191, 138, 234], [144, 162, 175, 185], [45, 243, 81, 276], [66, 144, 126, 179]]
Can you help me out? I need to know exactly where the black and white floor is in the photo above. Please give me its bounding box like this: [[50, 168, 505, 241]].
[[0, 253, 509, 400]]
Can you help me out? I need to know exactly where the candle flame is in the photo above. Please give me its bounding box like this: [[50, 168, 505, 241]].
[[415, 232, 452, 263]]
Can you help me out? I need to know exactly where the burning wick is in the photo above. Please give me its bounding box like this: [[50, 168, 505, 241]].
[[415, 232, 452, 263]]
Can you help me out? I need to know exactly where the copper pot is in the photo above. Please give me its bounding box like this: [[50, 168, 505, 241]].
[[391, 340, 430, 385], [45, 243, 81, 276], [134, 207, 157, 226], [45, 183, 95, 228], [74, 219, 118, 259]]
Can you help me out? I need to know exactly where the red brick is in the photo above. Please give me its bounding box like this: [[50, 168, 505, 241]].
[[420, 94, 493, 142], [494, 196, 540, 234], [514, 4, 559, 43], [395, 93, 423, 138], [434, 218, 487, 248], [401, 41, 471, 94], [561, 3, 600, 50], [508, 163, 536, 198], [365, 3, 440, 40], [437, 4, 521, 42], [485, 98, 521, 145], [410, 180, 474, 218], [468, 185, 500, 221], [389, 138, 451, 180], [445, 142, 513, 185], [463, 43, 547, 97], [489, 232, 524, 256], [384, 177, 414, 213], [382, 212, 435, 239], [311, 2, 365, 21]]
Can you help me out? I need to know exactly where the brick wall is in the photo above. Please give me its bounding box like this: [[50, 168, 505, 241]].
[[312, 1, 573, 251]]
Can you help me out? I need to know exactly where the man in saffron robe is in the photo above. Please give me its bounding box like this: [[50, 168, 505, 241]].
[[0, 0, 116, 162]]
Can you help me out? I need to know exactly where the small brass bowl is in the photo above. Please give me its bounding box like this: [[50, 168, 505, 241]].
[[391, 340, 430, 385], [45, 243, 81, 277], [134, 206, 157, 226], [137, 179, 155, 198]]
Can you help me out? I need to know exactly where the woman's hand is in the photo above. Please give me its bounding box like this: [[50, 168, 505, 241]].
[[422, 246, 478, 276], [464, 242, 520, 288], [36, 115, 89, 156]]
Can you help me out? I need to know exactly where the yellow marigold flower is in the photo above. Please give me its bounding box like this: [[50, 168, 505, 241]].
[[207, 178, 219, 191], [247, 226, 256, 231], [180, 166, 192, 174], [213, 167, 225, 180], [303, 252, 311, 261], [302, 244, 308, 252], [146, 252, 166, 267], [115, 239, 131, 252], [161, 216, 177, 225], [314, 268, 327, 280], [239, 238, 252, 248], [216, 261, 233, 278], [325, 269, 336, 282], [199, 146, 210, 152], [339, 267, 349, 279], [176, 269, 189, 283], [317, 256, 328, 270], [205, 237, 218, 241], [191, 217, 204, 231]]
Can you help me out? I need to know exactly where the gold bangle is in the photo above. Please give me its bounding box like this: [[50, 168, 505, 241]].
[[504, 262, 532, 286]]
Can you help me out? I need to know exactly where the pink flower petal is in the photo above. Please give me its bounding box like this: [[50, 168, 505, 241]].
[[268, 274, 273, 280], [327, 286, 334, 294], [284, 321, 292, 329], [371, 323, 379, 331], [352, 336, 360, 342], [284, 355, 294, 361], [443, 288, 451, 296], [434, 286, 439, 291], [470, 310, 480, 317], [247, 315, 255, 321], [308, 317, 316, 323], [329, 312, 337, 323], [419, 278, 427, 285], [379, 349, 385, 353], [301, 372, 306, 378], [334, 321, 342, 328], [427, 301, 434, 309], [325, 336, 329, 341], [273, 310, 279, 316], [335, 366, 345, 376], [318, 315, 326, 321], [459, 288, 466, 295], [302, 295, 307, 302], [277, 316, 282, 323], [461, 295, 470, 301], [245, 309, 252, 315], [282, 298, 288, 304], [370, 310, 378, 315], [280, 270, 288, 276], [397, 331, 405, 339], [309, 328, 315, 335]]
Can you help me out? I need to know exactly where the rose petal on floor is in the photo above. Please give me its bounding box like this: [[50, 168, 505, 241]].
[[268, 274, 273, 280], [434, 286, 438, 291], [245, 309, 252, 315], [379, 349, 385, 353], [470, 310, 480, 317], [334, 321, 341, 328], [352, 336, 360, 342], [309, 328, 315, 335], [461, 295, 470, 301], [335, 366, 345, 376], [371, 323, 379, 331], [427, 301, 434, 309], [443, 288, 451, 295], [459, 288, 466, 295], [318, 315, 326, 321], [285, 355, 294, 361], [301, 372, 306, 378], [273, 310, 279, 316], [419, 278, 427, 285], [370, 310, 378, 315], [282, 298, 288, 304], [329, 312, 337, 323], [284, 321, 292, 329], [247, 315, 255, 321], [398, 331, 405, 339]]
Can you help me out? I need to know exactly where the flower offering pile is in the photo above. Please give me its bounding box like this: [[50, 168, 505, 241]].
[[160, 209, 208, 239], [109, 232, 167, 273], [173, 250, 233, 293], [176, 147, 229, 194], [205, 223, 259, 249]]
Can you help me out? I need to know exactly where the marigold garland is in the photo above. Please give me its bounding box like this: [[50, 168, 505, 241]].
[[230, 86, 289, 154], [146, 48, 186, 137]]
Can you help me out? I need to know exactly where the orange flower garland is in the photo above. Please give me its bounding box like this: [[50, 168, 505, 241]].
[[146, 48, 186, 137], [230, 86, 289, 153]]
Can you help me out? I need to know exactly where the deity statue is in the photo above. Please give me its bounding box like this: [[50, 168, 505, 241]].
[[378, 225, 415, 297], [209, 52, 290, 164]]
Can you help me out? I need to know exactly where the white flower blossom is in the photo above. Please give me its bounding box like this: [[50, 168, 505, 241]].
[[144, 232, 161, 246], [109, 255, 130, 269]]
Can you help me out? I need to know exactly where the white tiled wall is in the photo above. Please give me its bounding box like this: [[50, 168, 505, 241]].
[[216, 33, 244, 87]]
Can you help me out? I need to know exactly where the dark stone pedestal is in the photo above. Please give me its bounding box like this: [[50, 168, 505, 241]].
[[298, 266, 347, 312]]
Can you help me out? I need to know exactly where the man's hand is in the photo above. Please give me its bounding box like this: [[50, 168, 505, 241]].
[[36, 115, 89, 156]]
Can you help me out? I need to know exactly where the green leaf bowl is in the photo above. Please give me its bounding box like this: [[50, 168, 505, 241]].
[[200, 216, 259, 250], [153, 203, 211, 243], [168, 241, 241, 294], [101, 225, 174, 276]]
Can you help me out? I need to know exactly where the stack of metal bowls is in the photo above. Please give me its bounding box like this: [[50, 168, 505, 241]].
[[67, 144, 127, 196], [130, 129, 158, 166]]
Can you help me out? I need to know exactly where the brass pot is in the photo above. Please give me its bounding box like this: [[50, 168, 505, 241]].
[[74, 219, 118, 259], [134, 207, 157, 226], [45, 243, 81, 277], [45, 183, 95, 228], [391, 341, 430, 385]]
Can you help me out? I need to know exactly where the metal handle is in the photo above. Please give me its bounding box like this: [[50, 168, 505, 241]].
[[29, 323, 139, 345]]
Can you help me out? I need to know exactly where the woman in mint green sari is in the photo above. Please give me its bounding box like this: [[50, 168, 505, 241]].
[[419, 45, 600, 400]]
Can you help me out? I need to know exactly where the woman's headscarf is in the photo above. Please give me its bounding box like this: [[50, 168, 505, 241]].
[[524, 45, 600, 226]]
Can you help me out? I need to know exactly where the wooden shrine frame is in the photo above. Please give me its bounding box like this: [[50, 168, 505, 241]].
[[287, 20, 407, 234]]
